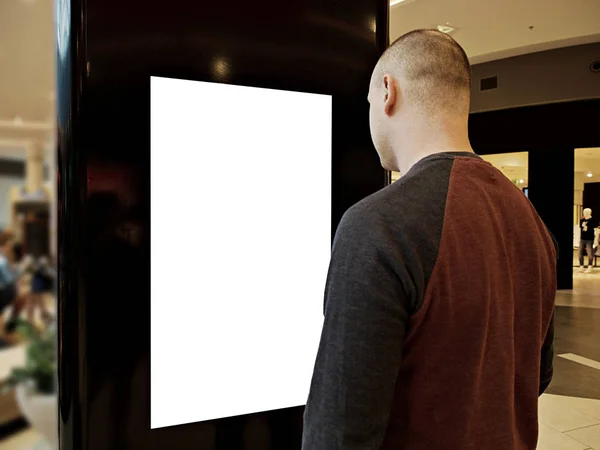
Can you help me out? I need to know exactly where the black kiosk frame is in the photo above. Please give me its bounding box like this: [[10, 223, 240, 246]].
[[56, 0, 390, 449]]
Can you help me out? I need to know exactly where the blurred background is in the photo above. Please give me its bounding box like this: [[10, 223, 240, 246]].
[[0, 0, 56, 447]]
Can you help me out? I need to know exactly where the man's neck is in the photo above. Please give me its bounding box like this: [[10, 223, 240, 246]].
[[399, 144, 474, 175], [394, 115, 473, 174]]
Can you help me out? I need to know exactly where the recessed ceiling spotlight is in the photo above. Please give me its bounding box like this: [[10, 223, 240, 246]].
[[437, 24, 456, 34], [211, 57, 231, 81], [519, 179, 525, 184], [587, 172, 593, 178]]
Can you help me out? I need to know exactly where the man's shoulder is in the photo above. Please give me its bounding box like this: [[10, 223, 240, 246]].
[[339, 184, 405, 236], [341, 164, 452, 236]]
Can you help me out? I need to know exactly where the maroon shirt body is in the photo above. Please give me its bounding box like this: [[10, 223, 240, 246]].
[[303, 152, 556, 450]]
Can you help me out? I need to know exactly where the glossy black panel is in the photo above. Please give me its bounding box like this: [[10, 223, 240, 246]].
[[469, 99, 600, 153], [528, 149, 574, 290], [469, 101, 600, 290], [56, 0, 388, 449]]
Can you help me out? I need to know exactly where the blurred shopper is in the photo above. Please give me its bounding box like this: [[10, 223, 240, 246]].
[[3, 247, 32, 333], [0, 232, 17, 316], [28, 256, 54, 325], [303, 30, 556, 450]]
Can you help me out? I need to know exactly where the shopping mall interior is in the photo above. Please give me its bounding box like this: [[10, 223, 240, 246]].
[[1, 0, 600, 448]]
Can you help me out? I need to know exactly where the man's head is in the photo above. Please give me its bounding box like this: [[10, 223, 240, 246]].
[[368, 29, 472, 172], [584, 208, 592, 219]]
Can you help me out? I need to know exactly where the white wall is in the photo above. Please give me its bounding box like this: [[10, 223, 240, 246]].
[[0, 176, 23, 230]]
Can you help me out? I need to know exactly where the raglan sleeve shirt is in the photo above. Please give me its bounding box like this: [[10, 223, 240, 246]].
[[301, 153, 557, 449], [301, 207, 410, 450]]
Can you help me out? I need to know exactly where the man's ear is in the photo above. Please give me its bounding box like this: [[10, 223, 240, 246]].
[[382, 74, 397, 117]]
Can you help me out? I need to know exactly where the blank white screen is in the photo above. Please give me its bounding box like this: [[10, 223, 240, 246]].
[[150, 76, 331, 429]]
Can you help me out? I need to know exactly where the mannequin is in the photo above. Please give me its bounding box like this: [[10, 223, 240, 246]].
[[578, 208, 598, 273]]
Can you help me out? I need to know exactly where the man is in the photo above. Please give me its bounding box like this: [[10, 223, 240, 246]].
[[578, 207, 597, 273], [302, 30, 556, 450]]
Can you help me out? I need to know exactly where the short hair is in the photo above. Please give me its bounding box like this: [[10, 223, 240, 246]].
[[375, 29, 471, 115]]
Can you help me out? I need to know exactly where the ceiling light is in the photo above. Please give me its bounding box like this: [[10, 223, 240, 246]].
[[519, 179, 525, 184], [390, 0, 411, 6], [587, 172, 593, 178], [437, 24, 456, 34], [211, 57, 231, 81]]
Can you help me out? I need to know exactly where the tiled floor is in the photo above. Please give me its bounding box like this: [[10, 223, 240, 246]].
[[538, 395, 600, 449], [537, 271, 600, 449], [556, 269, 600, 310], [1, 273, 600, 449]]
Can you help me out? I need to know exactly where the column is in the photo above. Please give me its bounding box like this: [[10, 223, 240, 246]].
[[25, 140, 45, 194]]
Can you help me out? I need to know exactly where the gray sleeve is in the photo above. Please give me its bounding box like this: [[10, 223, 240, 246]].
[[302, 209, 409, 450], [539, 311, 554, 396]]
